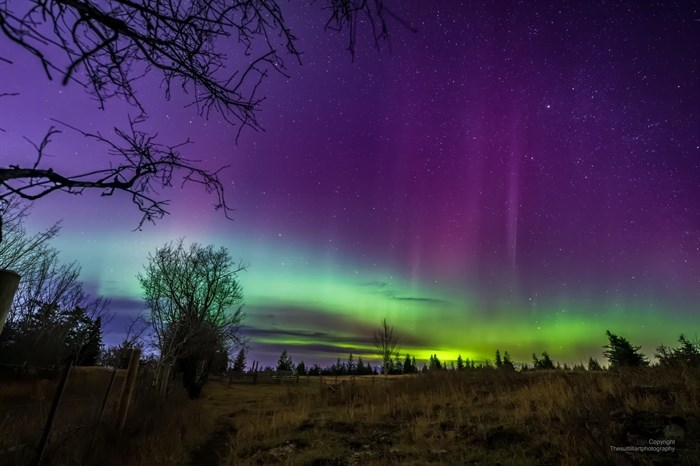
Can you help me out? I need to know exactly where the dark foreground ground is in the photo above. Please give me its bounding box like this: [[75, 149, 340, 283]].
[[1, 367, 698, 465]]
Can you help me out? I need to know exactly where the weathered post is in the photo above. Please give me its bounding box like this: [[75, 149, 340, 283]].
[[34, 358, 73, 466], [116, 348, 141, 433], [0, 269, 20, 335], [96, 370, 117, 426], [158, 364, 171, 397], [87, 369, 117, 458]]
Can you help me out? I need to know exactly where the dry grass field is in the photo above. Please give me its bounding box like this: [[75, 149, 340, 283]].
[[1, 367, 698, 465], [213, 369, 699, 466]]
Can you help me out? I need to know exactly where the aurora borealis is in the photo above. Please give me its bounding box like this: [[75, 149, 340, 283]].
[[1, 2, 698, 367]]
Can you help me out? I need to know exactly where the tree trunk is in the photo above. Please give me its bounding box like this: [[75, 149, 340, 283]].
[[0, 269, 20, 335]]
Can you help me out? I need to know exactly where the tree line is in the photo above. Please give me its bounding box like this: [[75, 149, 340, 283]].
[[227, 327, 700, 377], [230, 347, 423, 377]]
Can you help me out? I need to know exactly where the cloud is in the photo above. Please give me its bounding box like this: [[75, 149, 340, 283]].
[[106, 296, 145, 312], [358, 280, 389, 288], [242, 304, 432, 349], [244, 304, 376, 335], [392, 296, 449, 304], [356, 279, 450, 305], [247, 341, 380, 363], [242, 327, 332, 340]]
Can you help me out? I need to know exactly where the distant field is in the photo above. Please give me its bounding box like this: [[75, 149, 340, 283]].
[[1, 367, 698, 465], [206, 368, 698, 465]]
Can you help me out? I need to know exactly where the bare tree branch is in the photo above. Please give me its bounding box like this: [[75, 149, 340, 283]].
[[373, 317, 399, 375], [0, 0, 300, 128], [0, 117, 232, 230], [0, 1, 403, 234], [138, 238, 246, 394], [322, 0, 413, 59]]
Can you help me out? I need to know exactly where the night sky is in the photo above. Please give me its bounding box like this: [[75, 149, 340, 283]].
[[1, 2, 698, 367]]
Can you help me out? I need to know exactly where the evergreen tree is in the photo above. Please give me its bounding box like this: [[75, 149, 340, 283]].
[[501, 351, 515, 371], [532, 351, 555, 370], [77, 315, 103, 365], [495, 349, 503, 368], [456, 355, 464, 370], [429, 354, 442, 370], [49, 306, 103, 366], [232, 348, 246, 372], [656, 334, 700, 368], [335, 357, 343, 375], [277, 349, 294, 372], [403, 353, 412, 374], [347, 353, 356, 374], [356, 356, 365, 375], [308, 363, 321, 376], [296, 361, 307, 376], [604, 330, 648, 368], [393, 354, 402, 374], [411, 356, 417, 373]]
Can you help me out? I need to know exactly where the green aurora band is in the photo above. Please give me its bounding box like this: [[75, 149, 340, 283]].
[[47, 226, 695, 367]]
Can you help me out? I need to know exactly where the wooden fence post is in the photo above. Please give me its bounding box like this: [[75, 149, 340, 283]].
[[95, 369, 117, 427], [116, 349, 141, 433], [34, 358, 73, 466], [158, 364, 171, 397], [0, 269, 20, 336], [86, 369, 117, 458]]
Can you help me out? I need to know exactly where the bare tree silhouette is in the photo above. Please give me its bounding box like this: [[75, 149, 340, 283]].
[[0, 0, 403, 237], [138, 238, 245, 396], [373, 317, 399, 375]]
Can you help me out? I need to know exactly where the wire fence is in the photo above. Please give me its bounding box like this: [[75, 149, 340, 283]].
[[226, 369, 305, 385], [0, 354, 155, 466]]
